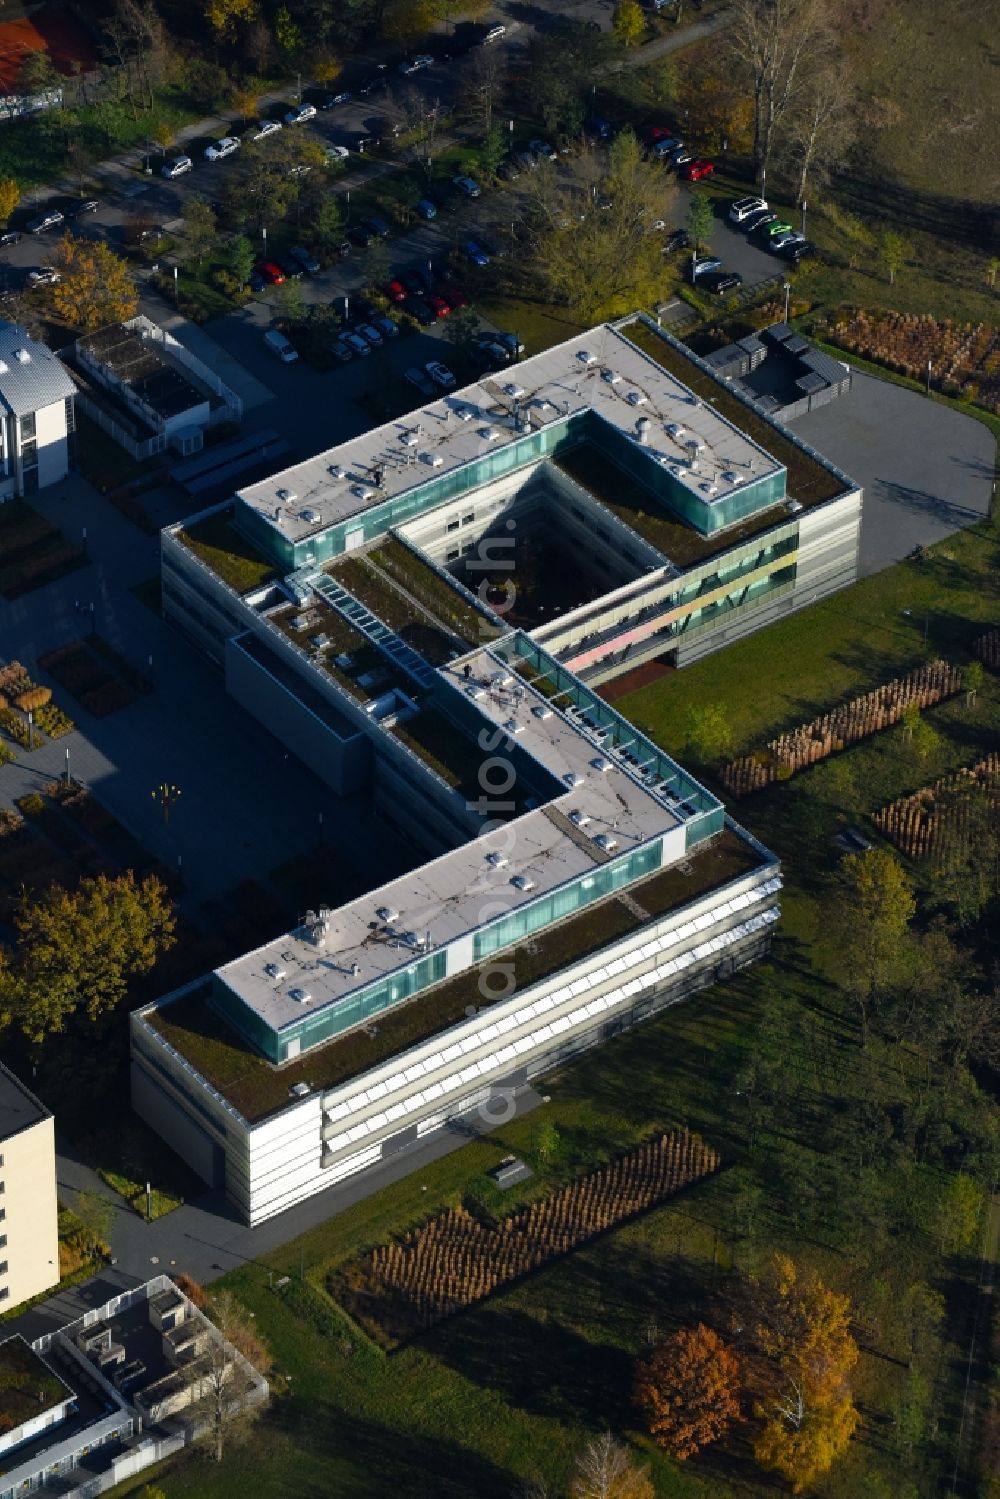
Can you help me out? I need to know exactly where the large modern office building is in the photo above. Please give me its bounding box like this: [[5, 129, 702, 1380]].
[[133, 317, 858, 1225]]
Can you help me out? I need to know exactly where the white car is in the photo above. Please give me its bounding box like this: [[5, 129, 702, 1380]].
[[483, 23, 506, 42], [324, 144, 350, 163], [161, 155, 193, 179], [452, 175, 481, 198], [284, 102, 317, 125], [771, 229, 803, 250], [27, 266, 60, 286], [204, 135, 240, 161], [399, 54, 433, 74], [250, 119, 282, 141], [528, 140, 556, 161], [26, 209, 65, 233], [262, 328, 298, 362], [729, 195, 768, 223], [426, 360, 456, 390]]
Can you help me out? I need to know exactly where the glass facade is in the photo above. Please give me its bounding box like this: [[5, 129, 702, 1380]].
[[473, 839, 662, 960]]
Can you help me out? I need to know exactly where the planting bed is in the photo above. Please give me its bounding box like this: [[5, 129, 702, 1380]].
[[824, 308, 1000, 413], [331, 557, 457, 666], [0, 499, 87, 599], [39, 641, 137, 717]]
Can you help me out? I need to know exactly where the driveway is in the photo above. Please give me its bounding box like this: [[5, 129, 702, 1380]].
[[793, 367, 996, 575]]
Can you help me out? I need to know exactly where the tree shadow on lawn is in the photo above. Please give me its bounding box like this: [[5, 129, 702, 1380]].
[[263, 1396, 519, 1499]]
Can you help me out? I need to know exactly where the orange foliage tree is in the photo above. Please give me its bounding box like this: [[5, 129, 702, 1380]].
[[635, 1323, 742, 1459], [741, 1254, 860, 1494], [50, 235, 139, 331]]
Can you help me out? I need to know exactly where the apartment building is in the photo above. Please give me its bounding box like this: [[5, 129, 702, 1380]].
[[0, 1063, 59, 1310]]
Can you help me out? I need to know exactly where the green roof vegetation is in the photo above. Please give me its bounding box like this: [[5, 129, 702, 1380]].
[[370, 538, 502, 646], [0, 1340, 68, 1434], [177, 510, 278, 595], [269, 604, 399, 704], [624, 321, 848, 508], [555, 447, 793, 569], [331, 556, 457, 666], [143, 827, 766, 1122]]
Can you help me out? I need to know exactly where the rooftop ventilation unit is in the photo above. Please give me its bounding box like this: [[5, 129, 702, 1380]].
[[300, 507, 321, 523], [490, 671, 513, 688], [722, 470, 740, 484], [400, 431, 419, 447], [531, 703, 553, 720], [569, 809, 591, 828], [591, 757, 611, 773], [510, 874, 535, 892], [352, 484, 374, 501], [577, 351, 596, 365], [601, 368, 621, 385], [666, 423, 686, 439], [14, 349, 30, 364], [288, 987, 311, 1004], [375, 905, 398, 924], [264, 962, 286, 981], [455, 405, 473, 421], [277, 488, 297, 504], [535, 397, 554, 413], [635, 417, 650, 445], [786, 499, 803, 514], [486, 851, 509, 868], [479, 426, 500, 442], [328, 464, 347, 479], [627, 391, 648, 406], [503, 383, 525, 399], [594, 833, 618, 853], [420, 452, 443, 466], [699, 482, 718, 495], [289, 1082, 311, 1098], [504, 717, 524, 735], [402, 930, 427, 948], [564, 771, 583, 788]]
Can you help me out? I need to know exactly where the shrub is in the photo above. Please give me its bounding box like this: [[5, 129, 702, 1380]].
[[15, 686, 51, 712]]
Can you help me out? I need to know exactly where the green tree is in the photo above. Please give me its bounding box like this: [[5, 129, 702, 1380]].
[[929, 1173, 983, 1255], [17, 47, 61, 105], [478, 123, 507, 181], [274, 3, 304, 53], [228, 233, 256, 284], [534, 1119, 561, 1164], [830, 848, 915, 1045], [361, 238, 390, 289], [686, 192, 714, 255], [878, 228, 909, 285], [273, 278, 306, 326], [4, 873, 175, 1042], [613, 0, 646, 48], [684, 702, 733, 763], [0, 178, 19, 226], [183, 195, 219, 268], [310, 195, 344, 258], [205, 0, 258, 39], [962, 659, 983, 707], [903, 1282, 944, 1368]]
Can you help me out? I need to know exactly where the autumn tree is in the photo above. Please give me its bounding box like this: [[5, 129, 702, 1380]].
[[569, 1432, 654, 1499], [613, 0, 646, 48], [684, 701, 733, 763], [383, 0, 438, 46], [686, 192, 715, 255], [785, 62, 856, 203], [201, 1289, 271, 1462], [47, 235, 139, 331], [739, 1254, 859, 1494], [829, 847, 914, 1045], [728, 0, 832, 188], [183, 195, 219, 267], [206, 0, 256, 41], [3, 872, 175, 1041], [0, 178, 19, 226], [636, 1323, 742, 1459], [878, 227, 909, 285]]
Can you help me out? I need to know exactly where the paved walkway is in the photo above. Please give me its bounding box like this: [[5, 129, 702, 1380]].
[[3, 1086, 544, 1345]]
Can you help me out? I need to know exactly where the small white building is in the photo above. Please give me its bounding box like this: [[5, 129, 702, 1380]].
[[0, 322, 76, 501]]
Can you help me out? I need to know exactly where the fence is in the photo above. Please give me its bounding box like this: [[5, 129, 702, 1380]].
[[722, 659, 962, 796], [974, 629, 1000, 670]]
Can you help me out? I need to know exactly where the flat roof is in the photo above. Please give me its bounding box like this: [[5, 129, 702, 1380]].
[[236, 325, 785, 546], [216, 644, 684, 1036], [0, 1336, 72, 1429], [0, 1063, 49, 1142]]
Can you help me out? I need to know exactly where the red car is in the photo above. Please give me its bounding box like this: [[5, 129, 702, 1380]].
[[428, 292, 451, 318], [642, 125, 673, 144], [255, 260, 285, 285], [681, 159, 715, 182], [384, 278, 408, 304], [440, 282, 470, 310]]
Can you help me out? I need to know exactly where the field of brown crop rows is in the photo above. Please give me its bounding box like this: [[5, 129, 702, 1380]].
[[825, 309, 1000, 413]]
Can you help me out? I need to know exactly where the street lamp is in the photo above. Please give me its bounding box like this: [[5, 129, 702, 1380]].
[[152, 782, 182, 825], [760, 163, 767, 198], [346, 188, 351, 224], [262, 224, 267, 255], [782, 281, 791, 324], [800, 199, 808, 236], [172, 264, 178, 306], [926, 358, 932, 396]]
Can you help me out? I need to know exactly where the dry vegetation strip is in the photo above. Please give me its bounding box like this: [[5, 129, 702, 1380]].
[[332, 1128, 719, 1346], [721, 660, 962, 796], [823, 310, 1000, 414]]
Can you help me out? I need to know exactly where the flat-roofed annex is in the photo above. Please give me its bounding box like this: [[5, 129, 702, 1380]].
[[216, 645, 688, 1038], [236, 326, 785, 546]]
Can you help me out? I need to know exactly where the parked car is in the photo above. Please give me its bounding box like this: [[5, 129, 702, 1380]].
[[329, 337, 353, 361], [407, 297, 436, 326], [669, 148, 695, 167], [415, 197, 438, 220], [324, 144, 350, 163], [440, 281, 470, 309], [583, 116, 611, 140], [476, 232, 505, 260], [262, 327, 298, 362], [276, 256, 303, 280], [348, 223, 375, 247], [528, 139, 556, 161], [385, 277, 408, 303], [426, 360, 456, 389], [691, 255, 723, 278], [254, 260, 285, 285], [729, 195, 767, 223], [680, 158, 715, 181], [779, 238, 815, 262], [452, 175, 481, 198], [72, 199, 100, 217], [319, 91, 351, 108], [0, 230, 21, 246], [512, 150, 537, 173], [700, 270, 743, 295], [497, 157, 521, 181], [284, 102, 317, 124], [428, 292, 451, 318], [343, 330, 371, 356], [475, 339, 510, 370], [495, 331, 524, 357], [642, 125, 673, 144], [742, 210, 776, 233], [405, 366, 436, 394], [204, 135, 240, 161], [650, 137, 679, 160], [249, 119, 282, 141], [770, 229, 803, 251], [663, 228, 690, 253], [401, 270, 430, 297], [27, 266, 60, 285], [464, 238, 490, 266], [372, 314, 399, 339], [364, 214, 392, 238], [759, 220, 794, 239], [356, 322, 383, 345], [160, 155, 193, 179], [26, 209, 65, 233], [334, 239, 352, 258], [482, 23, 506, 42], [399, 53, 433, 74], [290, 244, 320, 274]]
